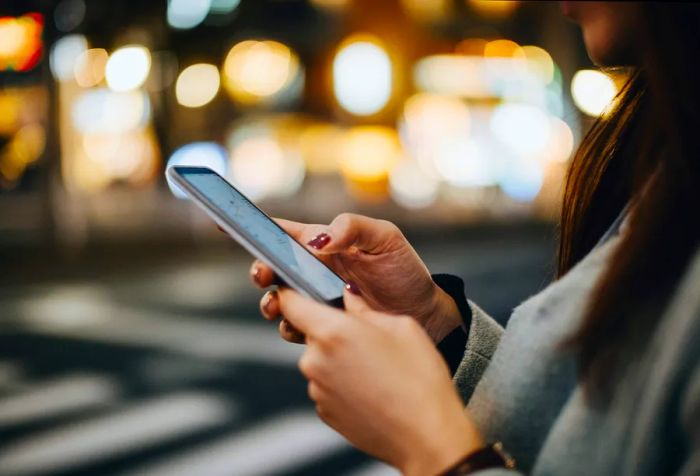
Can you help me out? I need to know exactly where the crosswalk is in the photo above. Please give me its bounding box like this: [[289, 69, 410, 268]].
[[0, 273, 382, 475]]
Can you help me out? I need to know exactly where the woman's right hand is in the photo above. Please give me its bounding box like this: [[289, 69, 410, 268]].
[[249, 213, 462, 344]]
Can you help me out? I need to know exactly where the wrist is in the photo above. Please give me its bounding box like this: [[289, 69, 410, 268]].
[[422, 285, 463, 343], [400, 413, 483, 476]]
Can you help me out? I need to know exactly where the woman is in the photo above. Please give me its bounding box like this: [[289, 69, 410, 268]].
[[249, 3, 700, 475]]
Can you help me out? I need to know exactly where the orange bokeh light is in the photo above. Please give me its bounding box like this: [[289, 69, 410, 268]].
[[0, 13, 43, 72]]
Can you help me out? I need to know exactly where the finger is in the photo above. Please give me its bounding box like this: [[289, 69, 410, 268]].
[[260, 290, 280, 321], [277, 288, 343, 337], [273, 218, 326, 244], [279, 319, 306, 344], [342, 282, 373, 316], [310, 213, 401, 255], [250, 260, 276, 288]]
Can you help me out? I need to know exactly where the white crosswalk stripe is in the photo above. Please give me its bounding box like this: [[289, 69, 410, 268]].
[[125, 410, 350, 476], [0, 373, 118, 427], [0, 392, 234, 476]]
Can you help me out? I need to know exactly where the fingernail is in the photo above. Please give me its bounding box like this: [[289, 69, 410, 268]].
[[251, 266, 261, 284], [307, 233, 331, 249], [262, 292, 273, 313], [345, 280, 361, 295]]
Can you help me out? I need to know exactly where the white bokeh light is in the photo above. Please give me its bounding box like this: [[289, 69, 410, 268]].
[[167, 0, 212, 29], [333, 38, 392, 116], [50, 34, 88, 81], [105, 45, 151, 92], [571, 69, 617, 117]]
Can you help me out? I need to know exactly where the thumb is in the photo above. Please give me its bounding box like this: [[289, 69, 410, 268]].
[[310, 213, 401, 255]]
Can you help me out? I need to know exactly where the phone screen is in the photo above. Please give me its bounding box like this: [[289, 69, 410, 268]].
[[175, 167, 346, 302]]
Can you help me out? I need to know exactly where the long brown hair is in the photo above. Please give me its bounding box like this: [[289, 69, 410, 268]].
[[559, 3, 700, 399]]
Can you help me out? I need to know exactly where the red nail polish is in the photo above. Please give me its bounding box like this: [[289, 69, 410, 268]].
[[345, 280, 361, 295], [307, 233, 331, 249]]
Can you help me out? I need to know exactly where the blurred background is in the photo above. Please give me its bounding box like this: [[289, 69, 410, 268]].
[[0, 0, 619, 474]]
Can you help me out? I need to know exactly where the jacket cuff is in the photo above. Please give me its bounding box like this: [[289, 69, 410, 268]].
[[432, 274, 471, 375]]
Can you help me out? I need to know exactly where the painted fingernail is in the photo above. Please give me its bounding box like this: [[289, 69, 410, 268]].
[[251, 265, 261, 284], [345, 280, 361, 295], [307, 233, 331, 249], [262, 291, 274, 313]]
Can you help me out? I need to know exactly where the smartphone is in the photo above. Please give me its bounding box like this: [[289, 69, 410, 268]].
[[167, 166, 346, 308]]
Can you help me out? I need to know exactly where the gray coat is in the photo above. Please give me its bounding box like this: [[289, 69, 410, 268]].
[[454, 227, 700, 475]]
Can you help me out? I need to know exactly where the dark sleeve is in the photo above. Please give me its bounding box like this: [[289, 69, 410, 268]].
[[433, 274, 472, 376]]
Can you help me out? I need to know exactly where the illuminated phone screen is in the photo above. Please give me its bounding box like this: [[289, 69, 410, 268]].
[[175, 167, 346, 302]]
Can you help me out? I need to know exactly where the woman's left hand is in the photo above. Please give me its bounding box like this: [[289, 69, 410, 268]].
[[278, 288, 484, 476]]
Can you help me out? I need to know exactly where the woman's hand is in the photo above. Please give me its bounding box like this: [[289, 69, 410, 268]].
[[278, 288, 483, 476], [250, 213, 462, 343]]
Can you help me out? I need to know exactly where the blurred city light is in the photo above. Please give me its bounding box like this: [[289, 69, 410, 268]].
[[389, 160, 439, 209], [414, 55, 490, 98], [166, 142, 228, 198], [72, 89, 150, 134], [338, 126, 400, 183], [229, 131, 305, 201], [542, 117, 575, 163], [298, 123, 343, 174], [222, 40, 301, 106], [175, 64, 220, 108], [167, 0, 212, 30], [571, 69, 617, 117], [468, 0, 520, 19], [499, 157, 543, 202], [434, 137, 496, 188], [490, 103, 551, 158], [54, 0, 86, 33], [400, 93, 470, 175], [522, 45, 554, 84], [50, 34, 87, 81], [105, 45, 152, 92], [73, 48, 108, 88], [484, 39, 524, 59], [333, 36, 392, 116], [0, 13, 43, 72]]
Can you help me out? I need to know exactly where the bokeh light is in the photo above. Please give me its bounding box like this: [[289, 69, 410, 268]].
[[167, 0, 212, 30], [175, 63, 220, 108], [333, 35, 392, 116], [389, 160, 439, 209], [484, 39, 524, 59], [0, 13, 44, 72], [338, 126, 400, 183], [400, 93, 470, 175], [72, 89, 150, 134], [571, 69, 617, 117], [434, 137, 497, 188], [54, 0, 86, 33], [229, 131, 305, 201], [73, 48, 108, 88], [222, 40, 301, 106], [166, 142, 228, 198], [105, 45, 151, 92], [542, 117, 575, 164], [522, 45, 554, 84], [50, 34, 87, 81], [490, 103, 551, 158]]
